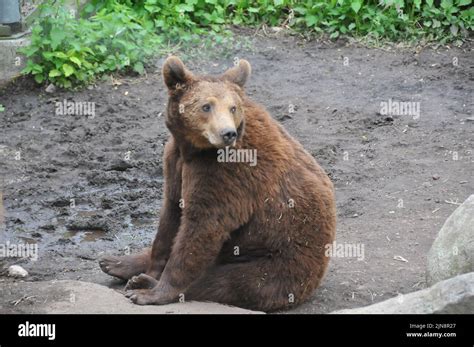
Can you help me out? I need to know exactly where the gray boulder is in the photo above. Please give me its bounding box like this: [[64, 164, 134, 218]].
[[427, 194, 474, 286], [332, 272, 474, 314]]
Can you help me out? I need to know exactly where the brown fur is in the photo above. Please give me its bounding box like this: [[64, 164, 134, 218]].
[[101, 57, 336, 312]]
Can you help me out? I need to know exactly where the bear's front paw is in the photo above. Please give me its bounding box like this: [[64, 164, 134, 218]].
[[125, 288, 178, 306], [125, 273, 159, 291]]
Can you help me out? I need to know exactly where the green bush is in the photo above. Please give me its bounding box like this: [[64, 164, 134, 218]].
[[21, 0, 473, 88], [290, 0, 473, 41], [21, 0, 161, 88]]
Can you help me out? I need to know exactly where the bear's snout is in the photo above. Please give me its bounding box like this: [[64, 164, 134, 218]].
[[220, 128, 238, 145]]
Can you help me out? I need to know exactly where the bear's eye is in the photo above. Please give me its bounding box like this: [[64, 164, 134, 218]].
[[230, 106, 237, 113], [202, 104, 211, 112]]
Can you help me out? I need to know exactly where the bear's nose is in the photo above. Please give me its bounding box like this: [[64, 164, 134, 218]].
[[220, 128, 237, 145]]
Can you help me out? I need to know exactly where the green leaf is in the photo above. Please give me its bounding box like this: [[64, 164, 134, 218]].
[[31, 64, 43, 73], [457, 0, 471, 5], [450, 24, 459, 35], [95, 45, 107, 53], [62, 64, 75, 77], [34, 74, 44, 83], [154, 19, 165, 28], [50, 26, 66, 50], [70, 56, 82, 67], [49, 69, 62, 77], [42, 52, 54, 60], [351, 1, 362, 14], [84, 3, 95, 13], [176, 4, 193, 12], [21, 46, 39, 57], [441, 0, 453, 10], [305, 15, 318, 27], [293, 7, 307, 15], [52, 52, 68, 59], [133, 62, 144, 74]]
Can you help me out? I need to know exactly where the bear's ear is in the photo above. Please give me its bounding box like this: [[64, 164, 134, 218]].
[[162, 56, 193, 90], [221, 59, 251, 88]]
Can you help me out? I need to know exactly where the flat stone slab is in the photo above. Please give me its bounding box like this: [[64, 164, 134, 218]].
[[0, 35, 30, 85], [332, 272, 474, 314], [0, 280, 263, 314]]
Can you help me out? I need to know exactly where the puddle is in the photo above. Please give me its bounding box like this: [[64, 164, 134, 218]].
[[17, 236, 38, 244], [75, 210, 99, 217], [122, 214, 156, 230], [131, 217, 155, 227], [63, 229, 107, 243], [61, 209, 110, 242]]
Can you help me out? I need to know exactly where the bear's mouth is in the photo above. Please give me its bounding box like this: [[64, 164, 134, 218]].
[[202, 121, 244, 148], [204, 132, 237, 148]]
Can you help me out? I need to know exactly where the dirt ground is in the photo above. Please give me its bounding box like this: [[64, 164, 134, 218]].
[[0, 31, 472, 314]]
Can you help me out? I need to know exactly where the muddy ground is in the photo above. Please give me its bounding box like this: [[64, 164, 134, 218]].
[[0, 31, 472, 314]]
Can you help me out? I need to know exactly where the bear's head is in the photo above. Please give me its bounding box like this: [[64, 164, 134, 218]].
[[162, 56, 251, 149]]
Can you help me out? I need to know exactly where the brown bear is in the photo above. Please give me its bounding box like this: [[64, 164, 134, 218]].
[[99, 56, 336, 312]]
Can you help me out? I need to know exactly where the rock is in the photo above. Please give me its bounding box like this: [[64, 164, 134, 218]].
[[45, 84, 56, 94], [107, 159, 134, 172], [7, 265, 28, 278], [0, 280, 263, 314], [427, 194, 474, 285], [0, 25, 12, 37], [332, 272, 474, 314], [0, 36, 30, 86]]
